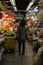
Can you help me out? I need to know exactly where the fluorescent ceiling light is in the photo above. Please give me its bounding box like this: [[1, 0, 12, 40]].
[[10, 0, 17, 11], [13, 7, 17, 11], [26, 0, 36, 11], [26, 2, 34, 11], [10, 0, 15, 5]]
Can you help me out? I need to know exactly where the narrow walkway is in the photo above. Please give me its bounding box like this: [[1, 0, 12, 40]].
[[1, 41, 33, 65]]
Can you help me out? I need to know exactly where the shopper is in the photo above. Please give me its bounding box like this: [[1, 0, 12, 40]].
[[17, 17, 26, 56]]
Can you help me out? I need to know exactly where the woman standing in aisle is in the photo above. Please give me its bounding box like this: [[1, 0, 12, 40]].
[[17, 16, 27, 56]]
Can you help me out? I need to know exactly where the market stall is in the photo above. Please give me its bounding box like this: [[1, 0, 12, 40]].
[[33, 0, 43, 65], [0, 2, 17, 53]]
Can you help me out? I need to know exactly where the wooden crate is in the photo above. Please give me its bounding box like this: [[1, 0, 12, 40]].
[[4, 38, 16, 49]]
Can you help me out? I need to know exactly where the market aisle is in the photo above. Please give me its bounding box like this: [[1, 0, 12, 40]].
[[1, 41, 33, 65]]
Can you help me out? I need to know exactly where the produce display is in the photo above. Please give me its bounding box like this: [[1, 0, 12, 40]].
[[0, 9, 16, 51], [0, 26, 16, 35]]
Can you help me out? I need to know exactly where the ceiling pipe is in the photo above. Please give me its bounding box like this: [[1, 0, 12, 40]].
[[10, 0, 17, 11]]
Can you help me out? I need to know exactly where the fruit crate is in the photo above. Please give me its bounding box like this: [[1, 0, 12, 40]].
[[4, 37, 16, 50]]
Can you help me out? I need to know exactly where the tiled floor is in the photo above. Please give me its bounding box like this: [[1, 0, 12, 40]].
[[0, 41, 34, 65]]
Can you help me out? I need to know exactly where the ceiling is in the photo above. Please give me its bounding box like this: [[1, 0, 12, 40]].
[[0, 0, 40, 12], [15, 0, 31, 10], [0, 0, 31, 10]]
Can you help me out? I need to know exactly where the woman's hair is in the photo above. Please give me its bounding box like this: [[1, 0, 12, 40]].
[[20, 19, 26, 27]]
